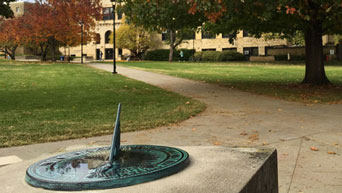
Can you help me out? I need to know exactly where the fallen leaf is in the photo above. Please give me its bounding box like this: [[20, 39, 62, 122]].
[[262, 142, 269, 146], [240, 132, 248, 136], [249, 134, 259, 142], [185, 101, 190, 105], [278, 108, 283, 112], [310, 147, 319, 151], [192, 128, 196, 131], [214, 141, 221, 146], [313, 100, 319, 103], [333, 143, 338, 146], [328, 151, 336, 155]]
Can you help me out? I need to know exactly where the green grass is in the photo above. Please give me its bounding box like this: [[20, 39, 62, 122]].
[[0, 60, 205, 147], [118, 61, 342, 104]]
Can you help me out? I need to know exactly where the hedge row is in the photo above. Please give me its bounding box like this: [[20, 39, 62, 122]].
[[145, 49, 307, 62], [193, 51, 245, 61], [144, 49, 195, 61]]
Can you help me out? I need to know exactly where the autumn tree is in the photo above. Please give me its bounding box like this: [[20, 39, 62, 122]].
[[0, 0, 14, 18], [119, 0, 204, 62], [111, 22, 161, 59], [0, 17, 25, 59], [22, 0, 101, 61], [190, 0, 342, 85]]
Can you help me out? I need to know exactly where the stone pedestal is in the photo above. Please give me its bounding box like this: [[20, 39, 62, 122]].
[[0, 146, 278, 193]]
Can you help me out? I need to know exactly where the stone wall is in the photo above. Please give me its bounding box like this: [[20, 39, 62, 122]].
[[266, 46, 336, 56]]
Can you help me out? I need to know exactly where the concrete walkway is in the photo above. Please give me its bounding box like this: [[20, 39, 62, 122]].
[[1, 63, 341, 193]]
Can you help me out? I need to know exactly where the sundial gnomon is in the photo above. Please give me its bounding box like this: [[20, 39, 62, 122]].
[[26, 104, 189, 190]]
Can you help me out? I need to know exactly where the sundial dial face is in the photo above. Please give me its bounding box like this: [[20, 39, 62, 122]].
[[26, 145, 189, 190]]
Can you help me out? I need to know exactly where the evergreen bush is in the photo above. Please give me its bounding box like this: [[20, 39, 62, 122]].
[[144, 49, 195, 61], [197, 51, 245, 61]]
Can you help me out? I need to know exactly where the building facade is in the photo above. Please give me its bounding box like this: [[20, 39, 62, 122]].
[[67, 0, 291, 60]]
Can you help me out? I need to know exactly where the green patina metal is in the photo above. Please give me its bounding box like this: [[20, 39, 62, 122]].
[[25, 104, 189, 191], [109, 103, 121, 162]]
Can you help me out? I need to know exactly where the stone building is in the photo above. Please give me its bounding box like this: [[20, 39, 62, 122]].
[[8, 1, 33, 56], [66, 0, 291, 60]]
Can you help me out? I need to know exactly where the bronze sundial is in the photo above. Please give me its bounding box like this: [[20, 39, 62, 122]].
[[25, 104, 189, 190]]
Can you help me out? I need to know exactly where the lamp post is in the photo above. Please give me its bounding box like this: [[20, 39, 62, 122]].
[[79, 21, 84, 64], [111, 0, 117, 74]]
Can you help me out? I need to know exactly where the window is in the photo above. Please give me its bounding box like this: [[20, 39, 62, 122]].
[[105, 48, 114, 59], [16, 7, 20, 13], [105, 31, 112, 44], [243, 47, 259, 56], [117, 10, 123, 20], [118, 48, 123, 56], [183, 31, 196, 40], [103, 7, 114, 20], [222, 48, 237, 52], [201, 31, 216, 39], [222, 33, 233, 39], [161, 31, 168, 41], [95, 34, 101, 44], [202, 48, 216, 51]]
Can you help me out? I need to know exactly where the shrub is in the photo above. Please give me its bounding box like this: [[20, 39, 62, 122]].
[[144, 49, 170, 61], [144, 49, 195, 61], [193, 52, 203, 61], [201, 51, 221, 61], [221, 51, 245, 61], [196, 51, 245, 62]]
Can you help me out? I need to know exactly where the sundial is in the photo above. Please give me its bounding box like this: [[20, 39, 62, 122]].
[[25, 104, 189, 191]]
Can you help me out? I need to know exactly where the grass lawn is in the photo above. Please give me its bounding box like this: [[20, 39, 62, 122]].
[[0, 60, 205, 148], [118, 61, 342, 104]]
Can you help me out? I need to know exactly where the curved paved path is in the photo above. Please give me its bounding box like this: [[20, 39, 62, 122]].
[[91, 64, 342, 193], [1, 63, 341, 193]]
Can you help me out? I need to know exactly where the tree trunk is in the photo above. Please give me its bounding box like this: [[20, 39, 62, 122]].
[[50, 38, 57, 62], [40, 43, 49, 61], [302, 24, 330, 85], [7, 46, 17, 60], [169, 30, 174, 62]]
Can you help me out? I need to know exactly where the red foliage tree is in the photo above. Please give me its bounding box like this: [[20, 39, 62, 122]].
[[0, 17, 25, 59], [21, 0, 102, 61]]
